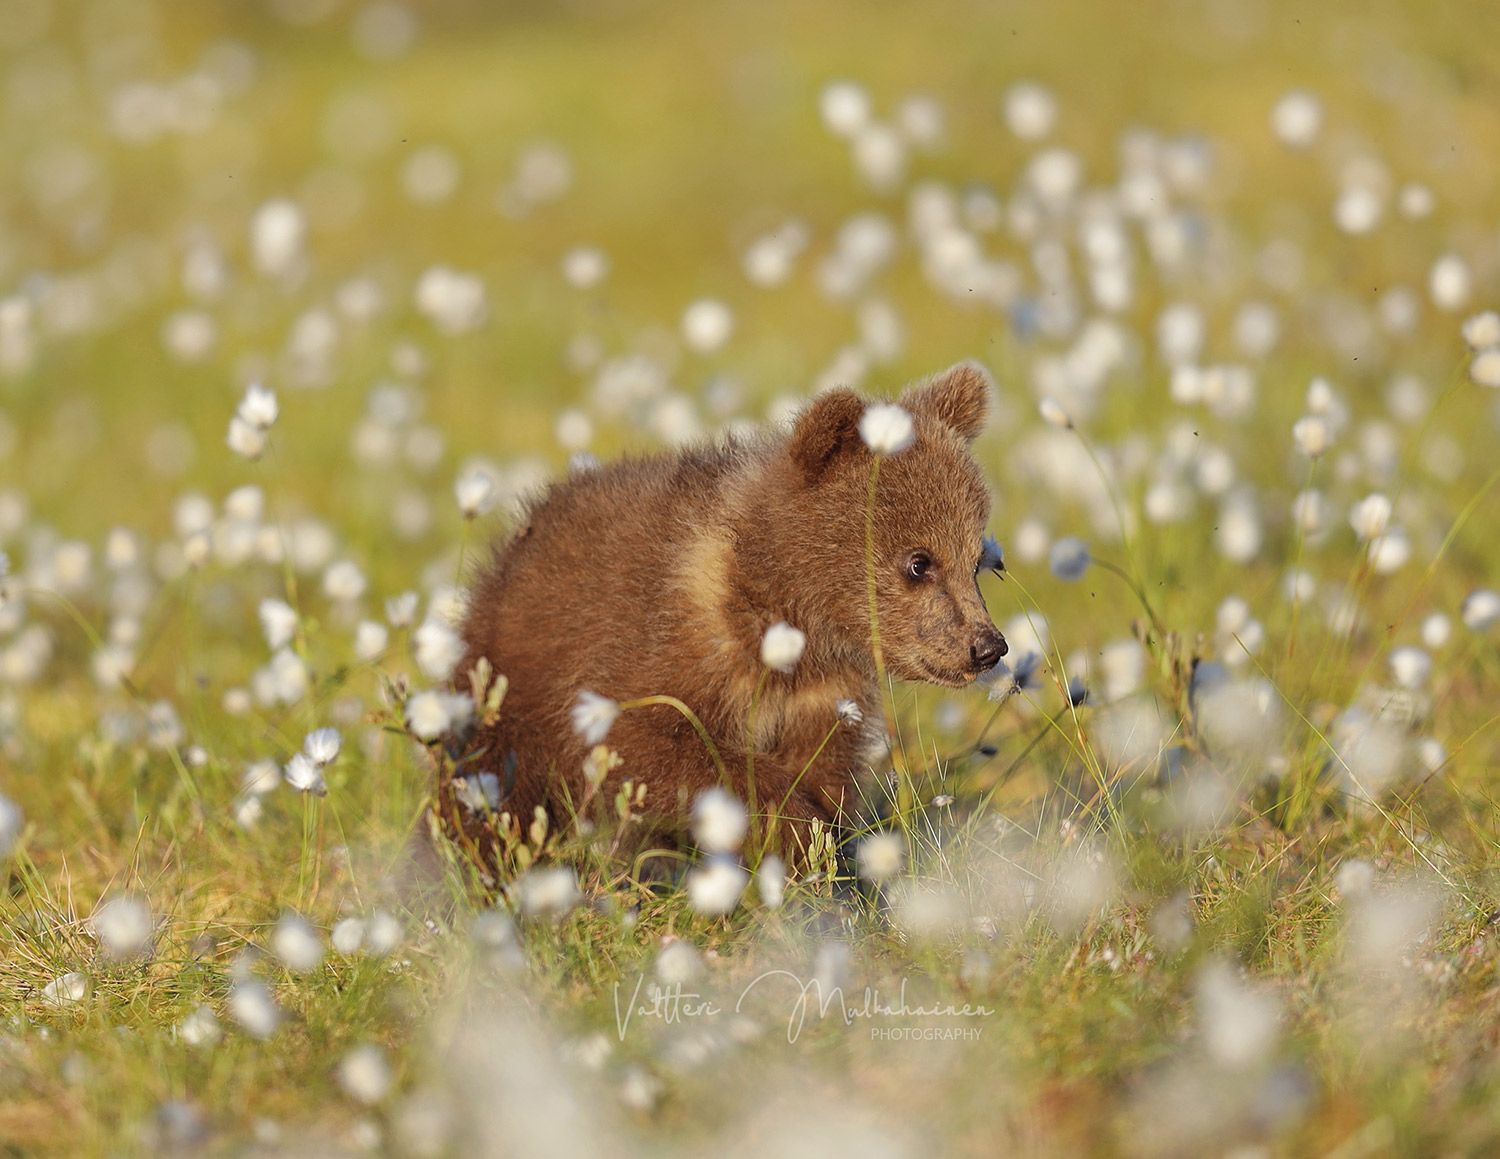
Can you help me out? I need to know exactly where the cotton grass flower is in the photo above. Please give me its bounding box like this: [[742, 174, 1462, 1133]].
[[258, 598, 298, 650], [1271, 90, 1322, 147], [691, 788, 748, 852], [406, 689, 471, 741], [1461, 588, 1500, 631], [856, 831, 904, 882], [413, 617, 464, 680], [177, 1005, 221, 1048], [1291, 415, 1331, 458], [1038, 397, 1072, 429], [1004, 81, 1057, 140], [1348, 493, 1393, 541], [43, 972, 88, 1006], [1195, 959, 1281, 1069], [756, 854, 786, 909], [271, 911, 325, 973], [303, 727, 341, 765], [516, 866, 582, 918], [819, 81, 871, 137], [1470, 349, 1500, 389], [228, 979, 281, 1038], [857, 403, 914, 455], [681, 299, 733, 353], [354, 619, 388, 661], [454, 469, 495, 519], [91, 894, 154, 960], [571, 690, 619, 744], [686, 857, 748, 916], [338, 1045, 394, 1105], [226, 416, 267, 459], [1049, 536, 1091, 581], [283, 752, 326, 795], [0, 793, 22, 859], [237, 382, 278, 429], [760, 621, 806, 672]]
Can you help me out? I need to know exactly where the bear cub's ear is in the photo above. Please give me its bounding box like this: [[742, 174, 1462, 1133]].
[[788, 387, 865, 481], [901, 361, 993, 442]]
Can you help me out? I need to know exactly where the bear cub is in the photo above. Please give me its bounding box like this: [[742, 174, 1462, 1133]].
[[446, 362, 1006, 866]]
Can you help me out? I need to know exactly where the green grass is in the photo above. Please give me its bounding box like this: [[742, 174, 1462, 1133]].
[[4, 1, 1500, 1154]]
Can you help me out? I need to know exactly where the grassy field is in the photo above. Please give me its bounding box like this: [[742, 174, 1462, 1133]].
[[4, 1, 1500, 1154]]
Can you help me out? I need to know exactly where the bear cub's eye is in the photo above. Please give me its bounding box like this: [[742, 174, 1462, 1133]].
[[906, 551, 933, 581]]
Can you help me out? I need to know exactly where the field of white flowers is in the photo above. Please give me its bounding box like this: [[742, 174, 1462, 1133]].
[[4, 2, 1500, 1154]]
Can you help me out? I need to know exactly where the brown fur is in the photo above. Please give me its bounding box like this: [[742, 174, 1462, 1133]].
[[446, 363, 1006, 865]]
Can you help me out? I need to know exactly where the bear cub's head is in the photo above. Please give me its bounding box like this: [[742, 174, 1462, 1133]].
[[785, 362, 1007, 687]]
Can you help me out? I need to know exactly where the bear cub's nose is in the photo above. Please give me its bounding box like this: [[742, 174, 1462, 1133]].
[[969, 629, 1008, 672]]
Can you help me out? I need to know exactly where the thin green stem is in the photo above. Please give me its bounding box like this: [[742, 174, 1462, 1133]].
[[619, 694, 727, 781], [743, 667, 769, 841]]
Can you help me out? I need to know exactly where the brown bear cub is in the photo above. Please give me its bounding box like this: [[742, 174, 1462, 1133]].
[[444, 362, 1006, 869]]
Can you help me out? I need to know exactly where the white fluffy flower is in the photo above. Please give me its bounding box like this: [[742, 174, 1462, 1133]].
[[237, 383, 279, 429], [756, 854, 786, 909], [858, 403, 915, 455], [454, 469, 495, 519], [258, 599, 298, 650], [0, 793, 24, 859], [1348, 493, 1393, 541], [1461, 310, 1500, 351], [571, 690, 620, 745], [92, 894, 154, 960], [354, 620, 389, 661], [1462, 588, 1500, 631], [759, 621, 806, 673], [283, 752, 326, 796], [322, 560, 367, 603], [686, 858, 748, 916], [303, 727, 341, 766], [856, 831, 905, 882], [338, 1044, 393, 1105], [413, 617, 464, 680], [1270, 90, 1322, 147], [406, 689, 472, 741], [1004, 81, 1057, 140], [681, 299, 733, 354], [228, 979, 281, 1038], [226, 416, 267, 459], [1388, 646, 1432, 690], [691, 788, 748, 853], [1291, 415, 1331, 458], [178, 1005, 221, 1048], [1470, 349, 1500, 389], [271, 911, 325, 973], [516, 866, 582, 917], [1049, 537, 1092, 581], [1038, 397, 1072, 429], [820, 81, 871, 137], [43, 972, 88, 1006]]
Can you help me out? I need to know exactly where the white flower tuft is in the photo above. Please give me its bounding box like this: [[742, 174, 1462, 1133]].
[[858, 403, 915, 455], [454, 469, 496, 519], [571, 690, 620, 745], [759, 621, 806, 673], [92, 894, 154, 960], [686, 858, 748, 916], [691, 788, 748, 853], [271, 911, 324, 973], [856, 831, 905, 883], [303, 727, 341, 766], [257, 599, 298, 651], [338, 1045, 394, 1105], [1049, 537, 1092, 581]]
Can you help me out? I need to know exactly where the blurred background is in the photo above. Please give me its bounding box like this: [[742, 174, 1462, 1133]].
[[4, 0, 1499, 538]]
